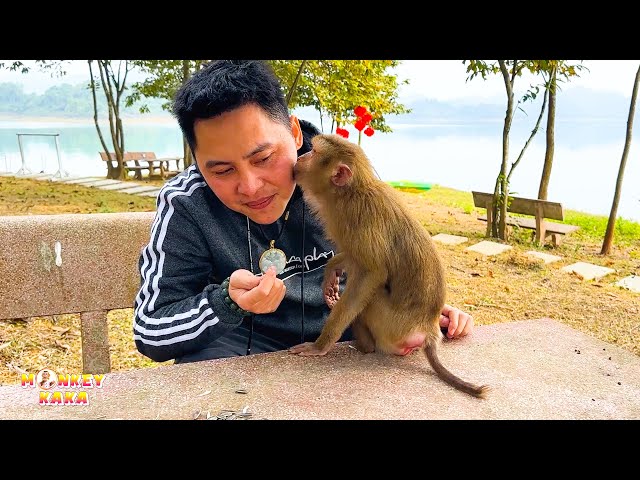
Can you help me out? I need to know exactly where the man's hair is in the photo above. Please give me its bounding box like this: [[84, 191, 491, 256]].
[[172, 60, 291, 153]]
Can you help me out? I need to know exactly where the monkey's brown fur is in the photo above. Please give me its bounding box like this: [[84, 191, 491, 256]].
[[291, 133, 489, 399]]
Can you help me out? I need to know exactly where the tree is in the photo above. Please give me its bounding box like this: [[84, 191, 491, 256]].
[[601, 64, 640, 255], [464, 60, 582, 241], [537, 61, 587, 200], [270, 60, 410, 136], [127, 60, 209, 168], [88, 60, 134, 180]]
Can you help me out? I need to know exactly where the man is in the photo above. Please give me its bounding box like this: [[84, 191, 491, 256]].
[[133, 60, 474, 364]]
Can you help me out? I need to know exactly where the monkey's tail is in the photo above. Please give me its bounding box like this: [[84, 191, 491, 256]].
[[423, 342, 490, 399]]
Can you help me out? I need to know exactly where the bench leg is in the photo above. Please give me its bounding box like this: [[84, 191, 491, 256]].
[[534, 206, 546, 246], [485, 201, 493, 237], [80, 310, 111, 374], [551, 233, 563, 247], [535, 224, 547, 246]]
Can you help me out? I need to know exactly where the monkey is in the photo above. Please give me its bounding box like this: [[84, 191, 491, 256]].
[[289, 133, 489, 399]]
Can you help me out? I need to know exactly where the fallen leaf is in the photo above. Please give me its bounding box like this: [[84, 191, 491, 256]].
[[52, 327, 71, 336], [6, 363, 27, 374], [54, 339, 71, 351]]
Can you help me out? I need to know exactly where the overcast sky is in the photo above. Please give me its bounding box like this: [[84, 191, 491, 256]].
[[1, 60, 638, 105]]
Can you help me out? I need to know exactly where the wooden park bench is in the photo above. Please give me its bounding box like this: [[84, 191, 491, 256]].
[[99, 151, 181, 180], [0, 212, 156, 374], [472, 191, 580, 246]]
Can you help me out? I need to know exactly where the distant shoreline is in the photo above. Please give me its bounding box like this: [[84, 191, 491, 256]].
[[0, 114, 177, 126]]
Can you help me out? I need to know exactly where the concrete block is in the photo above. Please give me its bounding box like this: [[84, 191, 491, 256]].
[[432, 233, 469, 245], [525, 251, 563, 264], [561, 262, 616, 281], [466, 240, 513, 256]]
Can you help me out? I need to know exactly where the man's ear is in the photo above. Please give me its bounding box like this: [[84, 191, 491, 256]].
[[290, 115, 303, 150], [331, 164, 352, 187]]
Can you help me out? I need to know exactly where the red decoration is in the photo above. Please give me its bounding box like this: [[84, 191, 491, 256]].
[[354, 119, 367, 132], [353, 105, 374, 137], [335, 127, 349, 138], [354, 105, 367, 117]]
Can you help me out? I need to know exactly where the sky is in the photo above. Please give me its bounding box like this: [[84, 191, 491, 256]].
[[392, 60, 640, 104], [1, 60, 638, 106]]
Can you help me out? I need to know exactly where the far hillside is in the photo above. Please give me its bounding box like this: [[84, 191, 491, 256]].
[[0, 82, 168, 119]]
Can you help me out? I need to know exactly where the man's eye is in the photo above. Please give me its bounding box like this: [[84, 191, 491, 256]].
[[257, 155, 271, 164], [214, 168, 233, 176]]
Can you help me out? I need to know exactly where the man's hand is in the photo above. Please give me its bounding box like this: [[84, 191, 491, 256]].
[[228, 266, 286, 314], [439, 304, 474, 339]]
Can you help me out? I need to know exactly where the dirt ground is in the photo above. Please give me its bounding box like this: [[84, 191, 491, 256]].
[[0, 185, 638, 386]]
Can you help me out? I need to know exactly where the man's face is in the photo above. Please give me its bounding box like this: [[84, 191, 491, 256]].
[[194, 104, 303, 225]]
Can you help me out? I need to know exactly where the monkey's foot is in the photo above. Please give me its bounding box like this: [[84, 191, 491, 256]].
[[288, 342, 332, 356], [324, 288, 340, 309], [322, 269, 342, 309]]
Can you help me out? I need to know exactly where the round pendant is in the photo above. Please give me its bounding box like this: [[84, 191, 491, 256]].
[[259, 248, 287, 274]]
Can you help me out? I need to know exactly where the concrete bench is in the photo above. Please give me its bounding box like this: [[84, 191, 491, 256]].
[[0, 318, 638, 419], [0, 212, 156, 373], [472, 191, 580, 246]]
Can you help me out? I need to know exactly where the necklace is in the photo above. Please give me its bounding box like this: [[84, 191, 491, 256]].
[[256, 209, 290, 275]]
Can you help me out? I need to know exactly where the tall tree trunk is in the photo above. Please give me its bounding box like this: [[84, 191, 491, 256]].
[[99, 61, 126, 180], [538, 65, 557, 200], [89, 60, 122, 180], [507, 82, 549, 185], [181, 60, 194, 168], [286, 60, 307, 107], [492, 60, 516, 240], [601, 64, 640, 255]]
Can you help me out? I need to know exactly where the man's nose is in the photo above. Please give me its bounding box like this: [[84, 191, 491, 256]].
[[237, 170, 264, 196]]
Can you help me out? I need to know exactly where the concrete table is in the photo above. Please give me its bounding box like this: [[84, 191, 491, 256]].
[[0, 319, 638, 420]]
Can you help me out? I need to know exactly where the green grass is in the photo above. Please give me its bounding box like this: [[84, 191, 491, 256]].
[[418, 184, 476, 213], [565, 211, 640, 246]]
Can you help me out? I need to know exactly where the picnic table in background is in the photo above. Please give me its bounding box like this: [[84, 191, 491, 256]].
[[99, 151, 182, 179]]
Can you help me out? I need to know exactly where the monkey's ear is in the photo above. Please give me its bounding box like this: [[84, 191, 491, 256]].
[[331, 164, 352, 187]]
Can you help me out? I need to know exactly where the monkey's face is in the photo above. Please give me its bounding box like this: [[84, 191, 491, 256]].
[[294, 134, 357, 196]]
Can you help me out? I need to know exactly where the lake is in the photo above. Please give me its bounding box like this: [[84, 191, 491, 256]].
[[0, 114, 638, 222]]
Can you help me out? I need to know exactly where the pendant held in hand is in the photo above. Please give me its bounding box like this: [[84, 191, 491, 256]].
[[259, 247, 287, 275]]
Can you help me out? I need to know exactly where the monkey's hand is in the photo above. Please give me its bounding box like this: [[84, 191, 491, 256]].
[[288, 342, 333, 356], [322, 268, 343, 309]]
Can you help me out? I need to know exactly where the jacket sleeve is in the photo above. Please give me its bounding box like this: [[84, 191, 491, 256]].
[[133, 184, 246, 362]]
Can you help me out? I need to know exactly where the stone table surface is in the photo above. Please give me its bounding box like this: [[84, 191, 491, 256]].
[[1, 318, 638, 420]]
